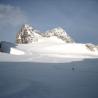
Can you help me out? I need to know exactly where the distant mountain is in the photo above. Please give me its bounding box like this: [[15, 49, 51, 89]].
[[16, 24, 74, 44]]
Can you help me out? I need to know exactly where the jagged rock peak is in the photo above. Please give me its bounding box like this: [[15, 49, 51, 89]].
[[45, 27, 75, 43], [20, 24, 40, 34], [45, 27, 70, 37], [22, 24, 32, 28], [16, 24, 41, 44]]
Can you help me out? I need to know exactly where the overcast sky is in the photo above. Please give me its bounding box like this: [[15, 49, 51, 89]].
[[0, 0, 98, 44]]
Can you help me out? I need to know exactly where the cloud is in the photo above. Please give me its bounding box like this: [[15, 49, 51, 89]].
[[0, 4, 28, 26], [0, 4, 28, 42]]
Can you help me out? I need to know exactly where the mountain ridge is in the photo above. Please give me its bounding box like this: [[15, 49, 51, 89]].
[[16, 24, 74, 44], [14, 24, 98, 55]]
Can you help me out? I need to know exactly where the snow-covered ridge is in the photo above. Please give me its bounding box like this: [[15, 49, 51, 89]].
[[16, 24, 74, 44], [44, 27, 74, 43]]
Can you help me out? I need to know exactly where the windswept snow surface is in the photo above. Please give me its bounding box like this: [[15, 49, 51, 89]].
[[0, 59, 98, 98]]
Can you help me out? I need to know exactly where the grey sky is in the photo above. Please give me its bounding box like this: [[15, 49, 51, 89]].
[[0, 0, 98, 44]]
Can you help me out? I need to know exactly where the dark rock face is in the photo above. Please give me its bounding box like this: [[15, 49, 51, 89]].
[[0, 42, 2, 52], [0, 41, 16, 53], [0, 42, 1, 48]]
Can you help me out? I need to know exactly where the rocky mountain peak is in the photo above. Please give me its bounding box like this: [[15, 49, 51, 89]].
[[45, 27, 74, 43], [16, 24, 41, 44], [16, 24, 75, 44]]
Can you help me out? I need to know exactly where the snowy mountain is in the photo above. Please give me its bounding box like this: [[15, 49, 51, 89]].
[[44, 27, 74, 43], [0, 24, 98, 62], [16, 24, 42, 44], [16, 24, 74, 44], [10, 24, 98, 58]]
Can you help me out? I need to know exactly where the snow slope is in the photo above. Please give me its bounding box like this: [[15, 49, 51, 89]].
[[16, 35, 98, 57], [17, 41, 98, 58], [1, 36, 98, 62]]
